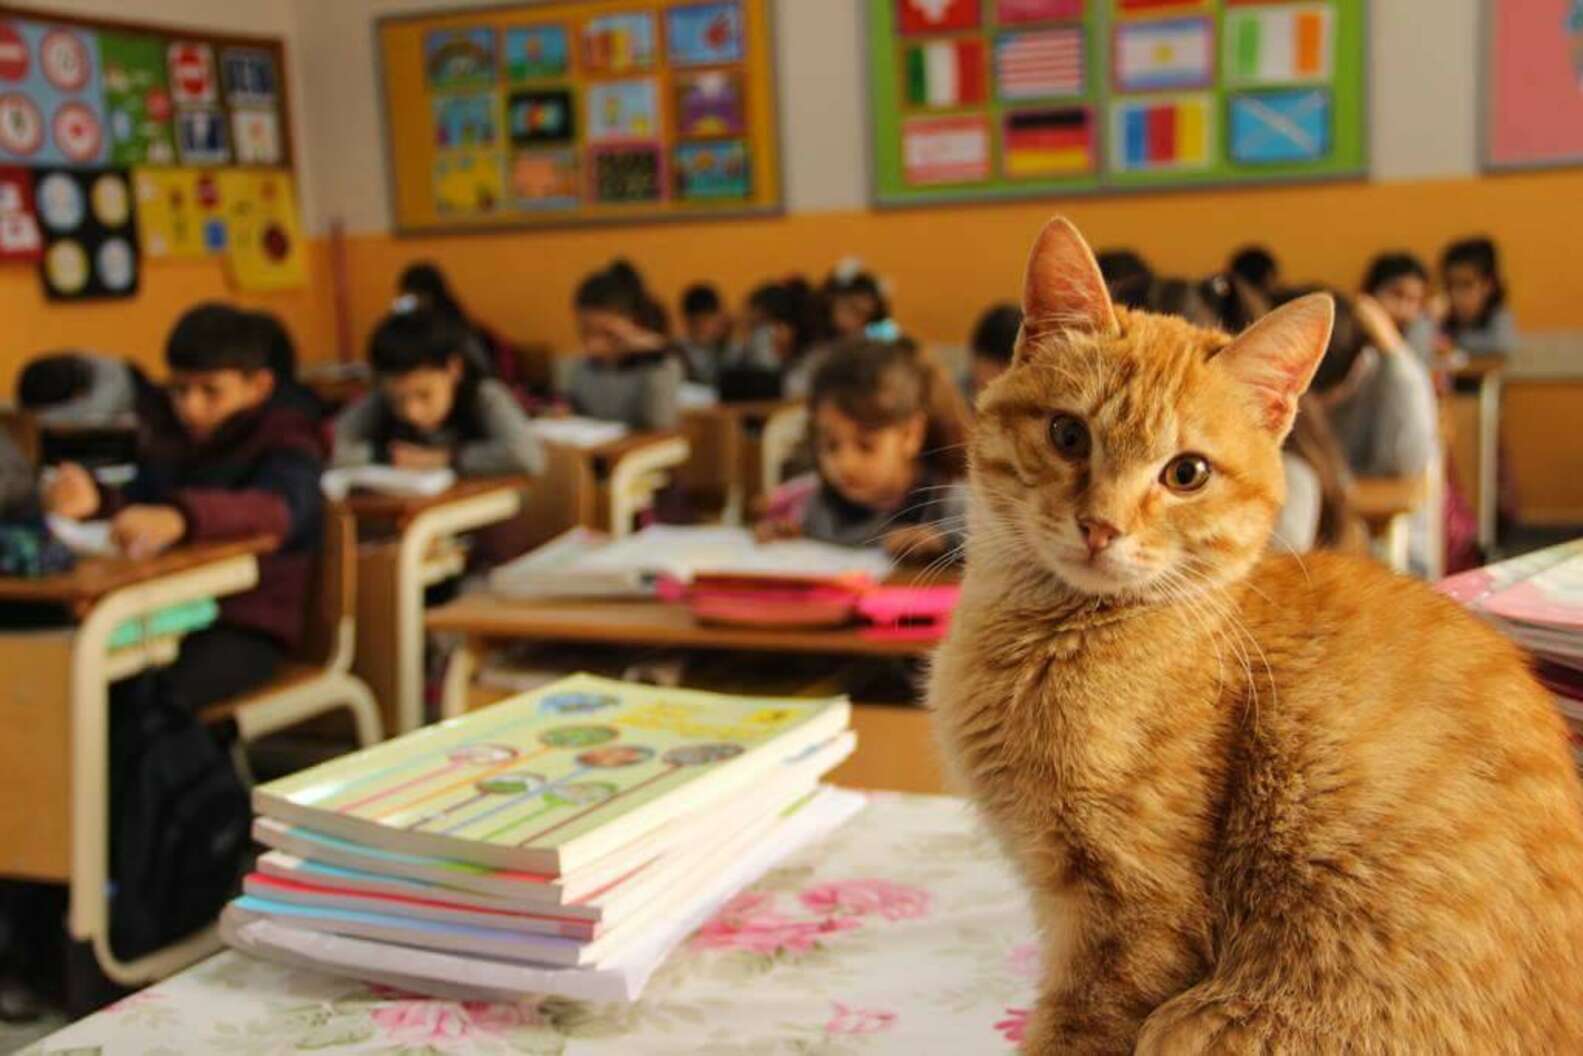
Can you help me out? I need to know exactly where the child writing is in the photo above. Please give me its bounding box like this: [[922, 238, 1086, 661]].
[[734, 278, 825, 397], [333, 305, 544, 477], [1438, 237, 1517, 358], [678, 283, 731, 386], [1361, 252, 1436, 362], [965, 303, 1021, 402], [824, 263, 891, 339], [757, 337, 970, 561], [568, 262, 684, 430], [42, 302, 325, 708]]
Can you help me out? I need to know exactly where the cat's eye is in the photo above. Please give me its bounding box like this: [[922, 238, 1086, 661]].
[[1161, 454, 1212, 493], [1048, 414, 1091, 459]]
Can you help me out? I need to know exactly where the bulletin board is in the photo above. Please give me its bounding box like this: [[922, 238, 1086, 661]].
[[1482, 0, 1583, 171], [375, 0, 782, 234], [867, 0, 1368, 207], [0, 4, 305, 297]]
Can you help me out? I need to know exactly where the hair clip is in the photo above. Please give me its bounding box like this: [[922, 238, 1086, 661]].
[[865, 319, 902, 343], [833, 256, 864, 282], [392, 293, 420, 314]]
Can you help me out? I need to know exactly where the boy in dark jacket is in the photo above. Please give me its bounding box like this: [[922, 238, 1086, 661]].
[[43, 303, 324, 712]]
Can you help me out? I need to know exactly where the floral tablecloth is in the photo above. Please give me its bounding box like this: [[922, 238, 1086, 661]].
[[26, 793, 1038, 1055]]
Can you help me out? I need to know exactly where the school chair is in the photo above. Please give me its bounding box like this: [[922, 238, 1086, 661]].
[[1351, 470, 1436, 576], [757, 403, 808, 496], [606, 433, 692, 536], [198, 503, 383, 753]]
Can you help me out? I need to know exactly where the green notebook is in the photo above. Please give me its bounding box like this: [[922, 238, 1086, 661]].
[[108, 598, 220, 650]]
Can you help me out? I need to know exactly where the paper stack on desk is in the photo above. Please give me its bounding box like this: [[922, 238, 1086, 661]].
[[224, 674, 861, 1002]]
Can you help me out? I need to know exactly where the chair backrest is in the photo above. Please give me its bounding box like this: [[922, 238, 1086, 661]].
[[299, 502, 357, 671]]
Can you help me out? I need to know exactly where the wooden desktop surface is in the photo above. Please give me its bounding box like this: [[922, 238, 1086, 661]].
[[1350, 475, 1428, 530], [342, 478, 529, 525], [0, 538, 273, 610]]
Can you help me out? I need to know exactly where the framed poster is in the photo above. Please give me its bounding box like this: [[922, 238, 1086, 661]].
[[1482, 0, 1583, 171], [375, 0, 782, 233], [868, 0, 1368, 207]]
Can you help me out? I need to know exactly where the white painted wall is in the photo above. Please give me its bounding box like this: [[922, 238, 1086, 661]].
[[9, 0, 1486, 233]]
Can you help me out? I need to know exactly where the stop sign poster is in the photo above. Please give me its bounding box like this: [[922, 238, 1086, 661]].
[[0, 19, 107, 166], [167, 40, 216, 105], [99, 32, 175, 166]]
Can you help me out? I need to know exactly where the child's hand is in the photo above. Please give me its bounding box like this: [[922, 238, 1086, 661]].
[[44, 462, 100, 520], [390, 442, 452, 470], [885, 524, 948, 562], [754, 518, 802, 543], [111, 505, 186, 560], [1354, 294, 1406, 353]]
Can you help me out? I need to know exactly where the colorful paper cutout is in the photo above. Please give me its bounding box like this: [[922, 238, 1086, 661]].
[[99, 32, 176, 166], [509, 148, 579, 208], [1228, 87, 1329, 163], [433, 93, 497, 149], [220, 47, 277, 107], [232, 107, 281, 165], [433, 149, 502, 214], [675, 139, 749, 199], [0, 20, 106, 166], [998, 0, 1085, 23], [133, 167, 206, 257], [896, 0, 980, 35], [503, 25, 569, 81], [1110, 94, 1212, 170], [176, 104, 229, 164], [675, 70, 745, 138], [902, 114, 991, 185], [167, 41, 216, 105], [666, 3, 744, 67], [996, 27, 1085, 100], [583, 12, 656, 73], [221, 168, 305, 291], [587, 79, 660, 141], [905, 39, 986, 109], [1003, 107, 1094, 177], [1224, 3, 1332, 85], [591, 144, 662, 202], [32, 166, 138, 300], [507, 89, 574, 146], [0, 166, 41, 260], [1114, 17, 1213, 92], [425, 28, 496, 90]]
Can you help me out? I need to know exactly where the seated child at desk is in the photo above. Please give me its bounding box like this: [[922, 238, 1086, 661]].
[[734, 278, 824, 397], [1439, 237, 1517, 359], [17, 350, 162, 426], [679, 283, 731, 386], [824, 263, 891, 339], [333, 306, 545, 477], [250, 310, 327, 420], [1362, 252, 1437, 364], [43, 303, 325, 709], [965, 303, 1021, 402], [758, 337, 970, 561], [568, 262, 684, 430]]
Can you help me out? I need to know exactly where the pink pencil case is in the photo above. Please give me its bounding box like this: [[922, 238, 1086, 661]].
[[659, 573, 871, 629], [856, 585, 960, 641]]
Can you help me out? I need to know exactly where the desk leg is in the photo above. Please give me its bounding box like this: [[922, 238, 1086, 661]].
[[440, 637, 481, 721], [1477, 375, 1501, 551]]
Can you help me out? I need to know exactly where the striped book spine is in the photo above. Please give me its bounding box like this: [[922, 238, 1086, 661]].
[[996, 28, 1084, 100]]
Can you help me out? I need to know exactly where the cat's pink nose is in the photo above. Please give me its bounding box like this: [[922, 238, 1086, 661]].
[[1077, 517, 1120, 556]]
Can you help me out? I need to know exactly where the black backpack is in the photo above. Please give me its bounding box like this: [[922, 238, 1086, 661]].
[[108, 680, 250, 960]]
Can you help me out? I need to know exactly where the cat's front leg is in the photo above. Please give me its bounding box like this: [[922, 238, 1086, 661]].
[[1132, 985, 1276, 1055]]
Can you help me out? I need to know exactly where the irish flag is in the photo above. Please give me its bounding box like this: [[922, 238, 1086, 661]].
[[905, 39, 986, 108], [1226, 4, 1333, 84]]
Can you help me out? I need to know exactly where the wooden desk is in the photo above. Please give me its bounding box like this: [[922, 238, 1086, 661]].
[[1450, 356, 1503, 551], [0, 540, 267, 989], [680, 401, 804, 523], [516, 431, 691, 543], [1351, 475, 1429, 573], [345, 481, 526, 735]]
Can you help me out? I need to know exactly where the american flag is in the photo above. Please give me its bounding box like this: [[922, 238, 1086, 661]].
[[995, 28, 1084, 101]]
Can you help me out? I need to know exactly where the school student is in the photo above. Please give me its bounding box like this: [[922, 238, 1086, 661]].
[[1094, 248, 1154, 310], [1275, 396, 1356, 554], [1229, 244, 1282, 301], [332, 307, 544, 477], [42, 302, 325, 710], [1362, 252, 1437, 363], [757, 337, 970, 560], [1439, 237, 1517, 358], [567, 262, 684, 431], [732, 278, 825, 398], [678, 283, 732, 386], [824, 263, 890, 339], [965, 303, 1021, 402], [397, 262, 498, 377], [16, 351, 161, 426], [250, 310, 327, 420]]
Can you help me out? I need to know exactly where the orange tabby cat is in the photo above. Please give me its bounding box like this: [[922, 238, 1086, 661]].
[[930, 218, 1583, 1055]]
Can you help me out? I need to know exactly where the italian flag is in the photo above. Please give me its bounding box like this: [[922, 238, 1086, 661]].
[[906, 40, 986, 108]]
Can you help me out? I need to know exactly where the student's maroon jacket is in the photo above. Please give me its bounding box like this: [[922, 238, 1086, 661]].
[[106, 402, 325, 648]]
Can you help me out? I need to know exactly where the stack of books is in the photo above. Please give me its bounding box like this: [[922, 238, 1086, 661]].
[[1440, 539, 1583, 767], [222, 674, 861, 1002]]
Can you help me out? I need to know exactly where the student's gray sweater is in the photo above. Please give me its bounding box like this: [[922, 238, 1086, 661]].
[[566, 353, 683, 431], [332, 378, 545, 477], [1449, 307, 1518, 359]]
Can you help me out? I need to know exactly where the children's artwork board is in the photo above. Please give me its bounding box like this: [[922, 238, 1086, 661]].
[[1482, 0, 1583, 170], [867, 0, 1368, 206], [375, 0, 781, 233]]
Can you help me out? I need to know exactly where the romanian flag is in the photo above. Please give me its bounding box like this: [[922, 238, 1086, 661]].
[[1003, 108, 1093, 178], [1114, 97, 1211, 170], [905, 40, 987, 108], [1226, 4, 1332, 84]]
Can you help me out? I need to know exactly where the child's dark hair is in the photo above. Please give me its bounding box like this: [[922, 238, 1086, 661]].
[[971, 304, 1021, 366], [1286, 395, 1354, 549], [575, 259, 670, 336], [368, 307, 470, 376], [824, 268, 890, 323], [1441, 236, 1506, 330], [1230, 245, 1280, 292], [1362, 252, 1429, 296], [809, 337, 970, 478], [681, 283, 721, 317], [399, 262, 466, 321], [1279, 286, 1363, 394], [18, 353, 92, 409], [166, 303, 272, 372], [749, 277, 825, 352], [1094, 249, 1153, 310], [250, 310, 298, 382]]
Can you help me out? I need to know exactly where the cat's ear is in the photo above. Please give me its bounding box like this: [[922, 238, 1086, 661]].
[[1018, 217, 1118, 358], [1215, 293, 1335, 436]]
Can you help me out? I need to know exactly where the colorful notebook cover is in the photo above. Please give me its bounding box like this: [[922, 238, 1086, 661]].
[[1436, 538, 1583, 611], [253, 674, 850, 875], [1481, 552, 1583, 632]]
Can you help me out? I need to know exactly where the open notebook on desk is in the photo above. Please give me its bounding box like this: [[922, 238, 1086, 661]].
[[321, 465, 457, 500], [489, 525, 893, 599], [527, 417, 629, 449]]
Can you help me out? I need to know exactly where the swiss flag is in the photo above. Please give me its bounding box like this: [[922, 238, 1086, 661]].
[[897, 0, 980, 35]]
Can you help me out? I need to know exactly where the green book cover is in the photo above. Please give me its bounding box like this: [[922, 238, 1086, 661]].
[[254, 674, 850, 876]]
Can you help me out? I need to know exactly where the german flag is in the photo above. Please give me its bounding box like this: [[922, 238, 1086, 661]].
[[1003, 108, 1093, 178]]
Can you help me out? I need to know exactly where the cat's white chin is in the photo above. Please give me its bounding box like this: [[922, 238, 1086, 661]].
[[1046, 552, 1159, 598]]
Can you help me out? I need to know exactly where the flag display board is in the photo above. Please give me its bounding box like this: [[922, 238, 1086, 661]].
[[376, 0, 781, 233], [868, 0, 1366, 206]]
